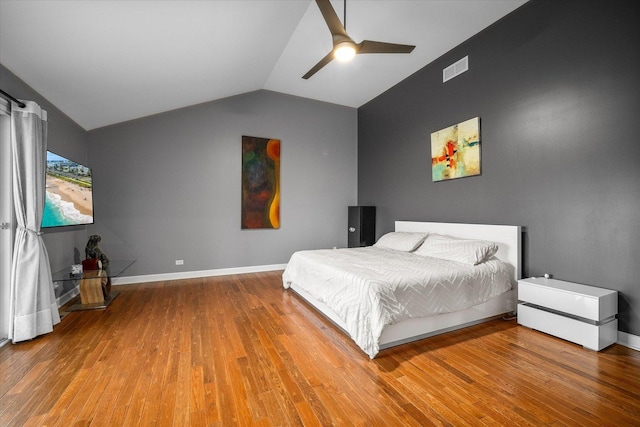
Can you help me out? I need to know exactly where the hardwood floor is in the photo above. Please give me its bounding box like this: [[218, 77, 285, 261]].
[[1, 271, 639, 426]]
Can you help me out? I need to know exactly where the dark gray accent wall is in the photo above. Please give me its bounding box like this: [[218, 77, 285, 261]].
[[88, 90, 357, 277], [0, 64, 90, 274], [358, 0, 640, 335]]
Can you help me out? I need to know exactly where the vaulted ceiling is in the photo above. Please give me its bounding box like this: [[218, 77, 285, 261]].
[[0, 1, 527, 130]]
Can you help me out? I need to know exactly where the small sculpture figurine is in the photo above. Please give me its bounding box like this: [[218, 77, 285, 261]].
[[85, 234, 109, 267], [85, 234, 111, 297]]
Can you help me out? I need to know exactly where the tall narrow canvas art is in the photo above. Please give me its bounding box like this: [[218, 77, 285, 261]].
[[430, 117, 481, 182], [241, 136, 280, 229]]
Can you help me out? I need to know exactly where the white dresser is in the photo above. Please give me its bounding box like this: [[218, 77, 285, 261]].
[[517, 277, 618, 351]]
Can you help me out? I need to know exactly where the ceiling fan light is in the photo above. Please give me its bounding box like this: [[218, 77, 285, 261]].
[[334, 42, 356, 62]]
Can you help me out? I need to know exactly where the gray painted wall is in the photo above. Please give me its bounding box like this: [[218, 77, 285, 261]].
[[0, 64, 90, 275], [358, 0, 640, 335], [88, 90, 357, 276]]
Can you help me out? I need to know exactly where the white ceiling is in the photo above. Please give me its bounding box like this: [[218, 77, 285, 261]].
[[0, 0, 527, 130]]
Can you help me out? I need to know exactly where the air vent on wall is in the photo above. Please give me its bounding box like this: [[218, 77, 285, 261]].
[[443, 56, 469, 82]]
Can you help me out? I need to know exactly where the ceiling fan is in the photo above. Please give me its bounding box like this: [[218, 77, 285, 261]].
[[302, 0, 416, 79]]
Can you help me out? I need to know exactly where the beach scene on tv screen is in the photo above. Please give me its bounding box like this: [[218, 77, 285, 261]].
[[42, 151, 94, 228]]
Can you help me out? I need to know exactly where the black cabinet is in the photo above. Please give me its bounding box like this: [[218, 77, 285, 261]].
[[348, 206, 376, 248]]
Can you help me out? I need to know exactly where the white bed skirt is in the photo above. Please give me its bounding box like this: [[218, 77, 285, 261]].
[[289, 283, 517, 351]]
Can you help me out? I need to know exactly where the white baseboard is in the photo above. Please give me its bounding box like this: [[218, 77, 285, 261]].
[[618, 331, 640, 351], [57, 288, 80, 308], [111, 263, 287, 286]]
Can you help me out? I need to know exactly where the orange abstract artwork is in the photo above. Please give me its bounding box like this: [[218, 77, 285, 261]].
[[430, 117, 481, 182], [241, 136, 280, 229]]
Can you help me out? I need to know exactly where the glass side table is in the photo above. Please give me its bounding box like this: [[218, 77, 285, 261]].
[[53, 260, 136, 311]]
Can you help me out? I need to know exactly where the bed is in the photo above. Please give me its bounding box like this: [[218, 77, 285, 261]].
[[282, 221, 522, 358]]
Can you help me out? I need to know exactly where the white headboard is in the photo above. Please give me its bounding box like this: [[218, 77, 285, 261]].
[[395, 221, 522, 285]]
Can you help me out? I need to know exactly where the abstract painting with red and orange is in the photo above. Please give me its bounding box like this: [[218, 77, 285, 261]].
[[241, 136, 280, 229], [430, 117, 481, 182]]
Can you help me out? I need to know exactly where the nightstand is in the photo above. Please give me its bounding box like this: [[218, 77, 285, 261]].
[[517, 277, 618, 351]]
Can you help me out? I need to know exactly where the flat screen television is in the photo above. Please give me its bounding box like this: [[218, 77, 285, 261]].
[[41, 151, 94, 228]]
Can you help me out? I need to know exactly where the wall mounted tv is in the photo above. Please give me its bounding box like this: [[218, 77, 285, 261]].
[[41, 151, 94, 228]]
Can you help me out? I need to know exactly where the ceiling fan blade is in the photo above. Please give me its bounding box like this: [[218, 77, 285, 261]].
[[302, 51, 335, 80], [358, 40, 416, 54], [315, 0, 349, 38]]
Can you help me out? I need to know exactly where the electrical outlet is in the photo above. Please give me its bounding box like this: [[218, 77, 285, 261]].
[[175, 260, 184, 265]]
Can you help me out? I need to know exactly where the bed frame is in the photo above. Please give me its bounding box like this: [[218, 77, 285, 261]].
[[288, 221, 522, 354]]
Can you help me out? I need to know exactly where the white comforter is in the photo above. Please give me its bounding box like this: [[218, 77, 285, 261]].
[[282, 247, 512, 358]]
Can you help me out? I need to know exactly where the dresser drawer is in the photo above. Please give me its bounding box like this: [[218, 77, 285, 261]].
[[518, 303, 618, 351], [518, 278, 617, 321]]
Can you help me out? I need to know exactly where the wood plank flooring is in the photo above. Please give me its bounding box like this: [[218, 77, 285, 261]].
[[1, 270, 639, 426]]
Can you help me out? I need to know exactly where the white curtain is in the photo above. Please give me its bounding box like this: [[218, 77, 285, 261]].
[[9, 100, 60, 342]]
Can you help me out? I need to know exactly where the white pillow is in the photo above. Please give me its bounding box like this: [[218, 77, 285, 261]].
[[374, 232, 428, 252], [414, 234, 498, 265]]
